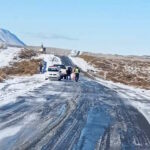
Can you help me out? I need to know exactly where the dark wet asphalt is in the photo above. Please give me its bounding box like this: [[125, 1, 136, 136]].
[[0, 56, 150, 150]]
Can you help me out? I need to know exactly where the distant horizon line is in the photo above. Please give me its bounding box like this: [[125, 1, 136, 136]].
[[25, 44, 150, 57]]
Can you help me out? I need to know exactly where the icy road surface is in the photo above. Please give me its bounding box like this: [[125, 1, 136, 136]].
[[0, 57, 150, 150]]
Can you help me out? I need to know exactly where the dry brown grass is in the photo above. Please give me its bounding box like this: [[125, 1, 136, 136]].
[[18, 49, 37, 59], [0, 70, 7, 81], [0, 48, 42, 82], [80, 54, 150, 89], [1, 59, 41, 77]]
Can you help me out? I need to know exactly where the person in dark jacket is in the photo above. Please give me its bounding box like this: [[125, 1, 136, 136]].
[[39, 62, 43, 73], [67, 66, 72, 80]]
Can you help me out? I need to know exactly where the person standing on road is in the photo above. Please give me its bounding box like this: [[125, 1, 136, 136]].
[[71, 70, 75, 80], [74, 66, 80, 82], [43, 61, 47, 73], [39, 62, 43, 73], [67, 66, 72, 80]]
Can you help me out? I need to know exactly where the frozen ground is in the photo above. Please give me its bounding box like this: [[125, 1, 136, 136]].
[[96, 78, 150, 124], [71, 56, 150, 123], [70, 56, 96, 72], [0, 54, 150, 149], [0, 48, 61, 107], [0, 47, 21, 68]]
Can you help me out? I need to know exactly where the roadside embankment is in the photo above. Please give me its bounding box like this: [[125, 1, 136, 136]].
[[0, 48, 42, 81], [71, 54, 150, 89]]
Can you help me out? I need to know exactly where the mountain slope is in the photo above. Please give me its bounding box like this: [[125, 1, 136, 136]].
[[0, 28, 25, 46]]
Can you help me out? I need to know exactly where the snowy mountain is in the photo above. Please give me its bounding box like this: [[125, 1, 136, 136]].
[[0, 28, 25, 46]]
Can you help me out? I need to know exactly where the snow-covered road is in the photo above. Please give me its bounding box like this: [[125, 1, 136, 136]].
[[0, 56, 150, 150]]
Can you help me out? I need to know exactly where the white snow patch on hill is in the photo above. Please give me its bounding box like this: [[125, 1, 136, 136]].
[[0, 46, 61, 69], [0, 47, 21, 68], [70, 56, 96, 72], [35, 54, 61, 70]]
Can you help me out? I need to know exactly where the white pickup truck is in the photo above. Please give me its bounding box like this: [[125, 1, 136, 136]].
[[53, 64, 67, 79], [45, 66, 61, 80]]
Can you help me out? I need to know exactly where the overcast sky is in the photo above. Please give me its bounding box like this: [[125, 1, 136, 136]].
[[0, 0, 150, 55]]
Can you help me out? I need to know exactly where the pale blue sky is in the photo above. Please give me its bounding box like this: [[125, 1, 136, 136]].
[[0, 0, 150, 55]]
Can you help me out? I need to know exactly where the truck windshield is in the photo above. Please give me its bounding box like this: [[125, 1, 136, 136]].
[[54, 65, 66, 69], [48, 68, 59, 72]]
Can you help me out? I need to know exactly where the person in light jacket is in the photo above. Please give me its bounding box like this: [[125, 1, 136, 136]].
[[74, 66, 80, 82]]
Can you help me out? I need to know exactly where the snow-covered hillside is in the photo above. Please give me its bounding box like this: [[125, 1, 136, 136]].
[[0, 29, 25, 46], [0, 47, 21, 68], [78, 54, 150, 89]]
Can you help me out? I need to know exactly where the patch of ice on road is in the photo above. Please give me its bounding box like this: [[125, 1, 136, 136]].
[[57, 104, 66, 116], [0, 113, 38, 141], [74, 106, 110, 150], [0, 74, 47, 107], [69, 56, 96, 72], [23, 113, 38, 125], [0, 126, 22, 141], [31, 97, 47, 102], [96, 78, 150, 124], [0, 47, 21, 68]]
